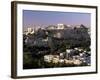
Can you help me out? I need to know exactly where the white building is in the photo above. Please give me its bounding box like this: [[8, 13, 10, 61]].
[[26, 28, 35, 35], [54, 32, 62, 38], [44, 55, 53, 63], [28, 28, 33, 33], [46, 24, 68, 30], [75, 25, 81, 28], [57, 24, 65, 29]]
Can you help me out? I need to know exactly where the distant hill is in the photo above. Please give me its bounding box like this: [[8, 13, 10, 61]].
[[24, 24, 90, 51]]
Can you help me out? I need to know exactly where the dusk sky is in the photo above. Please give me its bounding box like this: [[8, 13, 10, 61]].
[[23, 10, 91, 29]]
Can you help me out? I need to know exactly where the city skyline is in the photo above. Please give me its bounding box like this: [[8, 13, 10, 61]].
[[23, 10, 91, 30]]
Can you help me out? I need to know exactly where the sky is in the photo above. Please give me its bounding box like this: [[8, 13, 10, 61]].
[[23, 10, 91, 29]]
